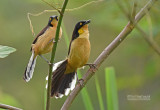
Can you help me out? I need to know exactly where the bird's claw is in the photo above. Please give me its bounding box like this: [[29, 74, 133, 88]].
[[85, 63, 98, 73], [53, 39, 60, 43], [78, 78, 84, 87]]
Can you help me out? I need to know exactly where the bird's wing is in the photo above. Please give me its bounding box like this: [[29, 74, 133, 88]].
[[30, 25, 49, 51], [32, 25, 49, 44], [67, 41, 72, 55], [68, 29, 79, 55]]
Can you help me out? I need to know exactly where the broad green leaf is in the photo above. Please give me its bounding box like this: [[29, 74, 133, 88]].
[[95, 76, 105, 110], [0, 45, 16, 58], [105, 67, 119, 110]]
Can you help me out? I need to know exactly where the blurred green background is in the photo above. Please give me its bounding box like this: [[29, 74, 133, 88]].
[[0, 0, 160, 110]]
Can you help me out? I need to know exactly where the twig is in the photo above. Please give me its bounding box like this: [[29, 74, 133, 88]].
[[136, 25, 160, 55], [61, 0, 157, 109], [118, 0, 160, 55], [146, 11, 153, 38], [46, 0, 69, 110], [27, 0, 104, 36], [115, 0, 130, 20], [0, 103, 22, 110], [131, 2, 137, 23], [42, 0, 61, 14], [65, 0, 104, 11]]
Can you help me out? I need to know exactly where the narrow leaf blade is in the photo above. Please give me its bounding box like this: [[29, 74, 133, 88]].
[[105, 67, 119, 110], [95, 76, 105, 110], [78, 70, 94, 110]]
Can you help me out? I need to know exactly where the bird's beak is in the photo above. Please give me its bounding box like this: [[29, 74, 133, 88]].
[[84, 20, 91, 25]]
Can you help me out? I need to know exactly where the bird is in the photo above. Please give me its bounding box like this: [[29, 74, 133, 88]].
[[24, 15, 62, 82], [51, 20, 91, 98]]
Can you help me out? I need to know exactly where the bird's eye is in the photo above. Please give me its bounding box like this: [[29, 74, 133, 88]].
[[50, 18, 52, 21], [80, 23, 82, 25], [56, 16, 58, 20]]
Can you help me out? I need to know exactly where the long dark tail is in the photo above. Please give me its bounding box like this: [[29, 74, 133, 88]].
[[23, 51, 37, 82], [51, 60, 77, 98]]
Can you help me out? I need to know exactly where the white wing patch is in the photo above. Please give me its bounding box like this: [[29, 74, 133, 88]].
[[55, 73, 77, 98], [45, 60, 65, 89], [55, 93, 64, 99], [52, 60, 65, 72]]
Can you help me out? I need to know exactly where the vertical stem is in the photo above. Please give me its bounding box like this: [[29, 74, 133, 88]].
[[46, 0, 69, 110]]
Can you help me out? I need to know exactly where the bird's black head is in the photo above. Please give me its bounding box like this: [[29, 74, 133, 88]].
[[48, 15, 58, 27], [72, 20, 91, 40]]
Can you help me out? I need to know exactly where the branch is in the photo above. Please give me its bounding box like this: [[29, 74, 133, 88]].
[[27, 0, 104, 36], [117, 0, 160, 55], [42, 0, 61, 14], [61, 0, 157, 109], [136, 25, 160, 55], [0, 103, 22, 110], [46, 0, 69, 110]]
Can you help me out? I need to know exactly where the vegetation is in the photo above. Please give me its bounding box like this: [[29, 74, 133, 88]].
[[0, 0, 159, 110]]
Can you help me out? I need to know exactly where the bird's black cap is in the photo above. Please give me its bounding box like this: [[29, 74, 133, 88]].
[[71, 20, 91, 41], [74, 20, 91, 30]]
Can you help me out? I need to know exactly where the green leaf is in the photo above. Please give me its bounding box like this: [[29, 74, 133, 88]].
[[95, 76, 105, 110], [78, 70, 94, 110], [105, 67, 119, 110], [0, 45, 16, 58]]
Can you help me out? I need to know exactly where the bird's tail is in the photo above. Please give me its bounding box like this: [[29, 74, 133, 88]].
[[51, 60, 77, 98], [23, 51, 37, 82]]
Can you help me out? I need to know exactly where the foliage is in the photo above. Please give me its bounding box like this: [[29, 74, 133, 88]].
[[0, 91, 21, 108], [95, 76, 105, 110], [0, 45, 16, 58], [105, 67, 119, 110]]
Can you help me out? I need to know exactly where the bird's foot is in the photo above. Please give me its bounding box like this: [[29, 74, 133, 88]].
[[39, 55, 54, 65], [85, 63, 98, 73], [77, 78, 84, 87], [53, 39, 60, 43]]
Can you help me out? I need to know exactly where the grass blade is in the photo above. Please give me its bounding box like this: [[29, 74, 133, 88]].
[[105, 67, 119, 110], [78, 70, 94, 110], [95, 76, 105, 110]]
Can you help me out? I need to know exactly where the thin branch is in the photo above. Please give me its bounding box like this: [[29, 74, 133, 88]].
[[131, 2, 137, 22], [117, 0, 160, 55], [42, 0, 61, 14], [27, 0, 104, 36], [61, 0, 157, 109], [65, 0, 104, 11], [46, 0, 69, 110], [136, 25, 160, 55], [0, 103, 22, 110], [115, 0, 131, 20], [146, 11, 153, 38]]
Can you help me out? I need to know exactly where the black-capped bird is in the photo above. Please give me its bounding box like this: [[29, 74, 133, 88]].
[[51, 20, 91, 98], [24, 15, 62, 82]]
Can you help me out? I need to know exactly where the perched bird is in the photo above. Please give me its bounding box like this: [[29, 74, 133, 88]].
[[51, 20, 91, 98], [24, 15, 62, 82]]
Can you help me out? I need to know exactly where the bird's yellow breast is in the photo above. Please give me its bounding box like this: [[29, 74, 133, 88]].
[[66, 32, 90, 74]]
